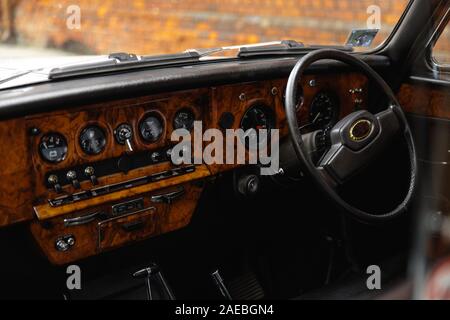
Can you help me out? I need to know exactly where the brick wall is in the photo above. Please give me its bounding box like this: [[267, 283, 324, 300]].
[[435, 25, 450, 64], [9, 0, 440, 57]]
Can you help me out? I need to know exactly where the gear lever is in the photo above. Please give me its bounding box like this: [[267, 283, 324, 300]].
[[133, 263, 175, 300]]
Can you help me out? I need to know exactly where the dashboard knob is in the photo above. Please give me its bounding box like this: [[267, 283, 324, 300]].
[[55, 239, 69, 252], [115, 124, 134, 153], [55, 235, 76, 252], [66, 171, 81, 189], [117, 155, 132, 173], [84, 166, 98, 185], [84, 166, 94, 176], [119, 127, 132, 141], [151, 151, 161, 163], [66, 170, 77, 180], [237, 174, 260, 197], [66, 236, 76, 246], [166, 148, 173, 160], [48, 174, 58, 185], [48, 174, 62, 193]]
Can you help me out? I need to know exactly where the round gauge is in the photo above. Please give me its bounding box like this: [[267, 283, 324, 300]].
[[240, 105, 275, 149], [309, 92, 339, 129], [139, 113, 164, 143], [173, 108, 195, 131], [241, 105, 275, 132], [79, 126, 107, 155], [39, 133, 68, 163]]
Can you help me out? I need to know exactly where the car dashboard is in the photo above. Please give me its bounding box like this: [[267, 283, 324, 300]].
[[0, 71, 369, 265]]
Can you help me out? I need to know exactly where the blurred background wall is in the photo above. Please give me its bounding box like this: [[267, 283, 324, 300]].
[[0, 0, 448, 61]]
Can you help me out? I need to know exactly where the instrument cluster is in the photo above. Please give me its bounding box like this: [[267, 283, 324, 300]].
[[38, 107, 197, 165]]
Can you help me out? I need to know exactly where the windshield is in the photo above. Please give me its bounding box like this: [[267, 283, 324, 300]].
[[0, 0, 410, 59]]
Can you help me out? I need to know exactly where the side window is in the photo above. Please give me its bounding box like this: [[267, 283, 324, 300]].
[[433, 22, 450, 65]]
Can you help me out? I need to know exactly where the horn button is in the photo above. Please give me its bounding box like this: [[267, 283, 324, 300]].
[[330, 111, 380, 151]]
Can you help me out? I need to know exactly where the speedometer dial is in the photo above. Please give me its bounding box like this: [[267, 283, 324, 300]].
[[309, 92, 339, 129], [39, 133, 68, 163]]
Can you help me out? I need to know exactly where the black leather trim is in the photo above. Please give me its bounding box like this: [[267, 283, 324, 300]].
[[0, 55, 390, 120]]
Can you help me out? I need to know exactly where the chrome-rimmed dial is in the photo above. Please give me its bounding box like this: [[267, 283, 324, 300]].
[[139, 113, 164, 143], [79, 125, 107, 155], [39, 133, 68, 164], [309, 92, 339, 130], [173, 108, 195, 131]]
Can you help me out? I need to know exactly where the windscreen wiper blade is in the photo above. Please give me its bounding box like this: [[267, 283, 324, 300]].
[[186, 40, 353, 58], [186, 40, 305, 58], [237, 43, 353, 58], [49, 41, 354, 80], [0, 70, 34, 85], [49, 51, 201, 80]]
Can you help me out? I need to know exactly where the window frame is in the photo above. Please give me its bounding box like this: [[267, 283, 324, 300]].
[[368, 0, 415, 55], [428, 6, 450, 72]]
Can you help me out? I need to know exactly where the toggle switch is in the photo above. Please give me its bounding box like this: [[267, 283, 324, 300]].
[[84, 166, 98, 185], [115, 124, 134, 153], [166, 148, 173, 159], [48, 174, 62, 193], [66, 170, 81, 189]]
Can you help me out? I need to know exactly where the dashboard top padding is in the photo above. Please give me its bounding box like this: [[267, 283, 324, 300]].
[[0, 55, 390, 120]]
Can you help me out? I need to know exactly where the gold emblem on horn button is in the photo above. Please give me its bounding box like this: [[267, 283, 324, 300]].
[[349, 119, 373, 142]]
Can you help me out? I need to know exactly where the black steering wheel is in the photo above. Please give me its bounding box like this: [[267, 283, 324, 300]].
[[285, 49, 418, 222]]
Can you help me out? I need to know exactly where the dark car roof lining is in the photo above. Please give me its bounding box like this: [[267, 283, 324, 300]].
[[0, 55, 391, 121]]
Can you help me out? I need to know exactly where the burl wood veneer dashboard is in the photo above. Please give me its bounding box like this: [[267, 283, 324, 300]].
[[0, 73, 368, 264]]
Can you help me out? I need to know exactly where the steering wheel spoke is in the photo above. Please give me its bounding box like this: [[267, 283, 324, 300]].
[[318, 107, 402, 184], [317, 165, 340, 189], [319, 143, 360, 185], [376, 105, 402, 137]]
